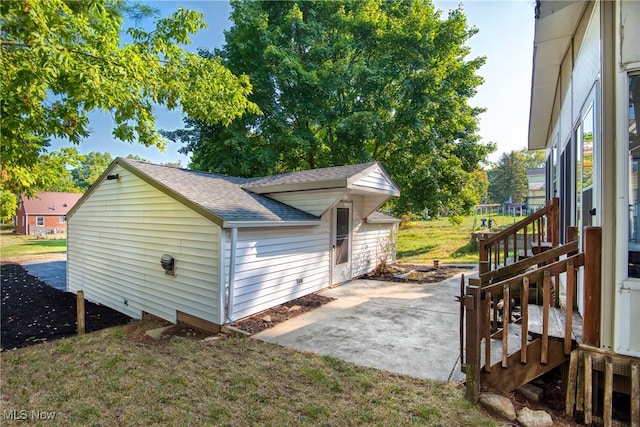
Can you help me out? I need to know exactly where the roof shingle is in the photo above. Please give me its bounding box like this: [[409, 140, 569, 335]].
[[120, 159, 321, 223]]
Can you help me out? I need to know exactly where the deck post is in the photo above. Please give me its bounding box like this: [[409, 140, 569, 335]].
[[583, 227, 602, 347], [465, 284, 482, 402], [479, 234, 489, 274], [551, 198, 560, 246]]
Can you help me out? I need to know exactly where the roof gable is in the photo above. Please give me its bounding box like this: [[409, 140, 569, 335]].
[[19, 192, 82, 215], [69, 159, 400, 227], [244, 162, 400, 217]]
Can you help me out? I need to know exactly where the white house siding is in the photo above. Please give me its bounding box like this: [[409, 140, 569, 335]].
[[621, 1, 640, 66], [353, 169, 397, 194], [67, 165, 221, 324], [571, 4, 600, 123], [226, 224, 330, 320], [350, 196, 397, 277]]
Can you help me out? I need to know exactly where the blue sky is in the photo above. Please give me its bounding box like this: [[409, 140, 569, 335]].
[[52, 0, 536, 166]]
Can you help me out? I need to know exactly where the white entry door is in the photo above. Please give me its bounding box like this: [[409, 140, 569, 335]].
[[331, 203, 352, 285]]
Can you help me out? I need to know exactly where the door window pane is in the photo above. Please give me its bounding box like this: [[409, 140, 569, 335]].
[[336, 208, 349, 265], [628, 75, 640, 277]]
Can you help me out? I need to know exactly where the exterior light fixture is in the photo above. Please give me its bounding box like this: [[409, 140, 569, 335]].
[[160, 254, 175, 276]]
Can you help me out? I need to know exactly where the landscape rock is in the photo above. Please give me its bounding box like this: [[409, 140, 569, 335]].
[[517, 407, 553, 427], [479, 393, 516, 421], [144, 325, 174, 340], [262, 315, 272, 322], [288, 305, 302, 312], [517, 383, 544, 402]]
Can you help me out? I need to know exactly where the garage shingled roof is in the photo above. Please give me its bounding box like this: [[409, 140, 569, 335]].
[[119, 158, 320, 224]]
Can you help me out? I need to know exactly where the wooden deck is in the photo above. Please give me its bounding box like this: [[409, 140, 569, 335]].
[[480, 305, 583, 371]]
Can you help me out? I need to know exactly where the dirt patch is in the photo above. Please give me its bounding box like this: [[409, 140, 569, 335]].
[[1, 263, 132, 351], [230, 264, 473, 335], [231, 293, 334, 335], [362, 263, 473, 283]]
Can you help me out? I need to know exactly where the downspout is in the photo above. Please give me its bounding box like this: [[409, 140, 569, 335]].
[[226, 227, 238, 323]]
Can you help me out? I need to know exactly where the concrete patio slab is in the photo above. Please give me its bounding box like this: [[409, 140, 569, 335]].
[[255, 268, 477, 383]]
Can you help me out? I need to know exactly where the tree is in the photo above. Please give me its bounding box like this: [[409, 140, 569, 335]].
[[523, 149, 545, 169], [167, 0, 494, 216], [1, 191, 17, 223], [1, 0, 259, 195], [488, 150, 528, 204], [71, 152, 113, 191]]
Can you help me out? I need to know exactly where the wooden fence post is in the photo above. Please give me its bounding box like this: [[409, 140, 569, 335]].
[[583, 227, 602, 347], [465, 284, 482, 402], [77, 290, 85, 335]]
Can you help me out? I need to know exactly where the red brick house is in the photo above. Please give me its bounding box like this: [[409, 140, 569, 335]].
[[15, 192, 82, 236]]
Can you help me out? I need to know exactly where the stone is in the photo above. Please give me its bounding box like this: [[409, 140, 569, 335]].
[[517, 407, 553, 427], [479, 393, 516, 421], [517, 383, 544, 402], [262, 315, 272, 322], [288, 305, 302, 312], [144, 325, 174, 340], [221, 325, 251, 337]]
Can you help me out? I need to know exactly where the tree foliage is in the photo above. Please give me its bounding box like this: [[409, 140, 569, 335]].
[[488, 150, 528, 204], [1, 191, 17, 223], [166, 0, 494, 215], [0, 0, 259, 194], [71, 152, 113, 191]]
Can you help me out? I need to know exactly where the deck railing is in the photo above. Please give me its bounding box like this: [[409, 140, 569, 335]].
[[464, 226, 601, 402], [478, 198, 559, 274]]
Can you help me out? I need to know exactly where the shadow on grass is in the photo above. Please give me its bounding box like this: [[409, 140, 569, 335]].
[[397, 244, 437, 259], [24, 239, 66, 248], [451, 242, 478, 259]]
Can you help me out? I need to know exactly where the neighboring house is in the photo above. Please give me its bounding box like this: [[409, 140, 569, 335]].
[[526, 167, 545, 212], [14, 192, 82, 236], [67, 158, 400, 331]]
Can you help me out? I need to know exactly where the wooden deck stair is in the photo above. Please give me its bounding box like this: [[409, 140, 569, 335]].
[[479, 305, 583, 392], [463, 199, 603, 403]]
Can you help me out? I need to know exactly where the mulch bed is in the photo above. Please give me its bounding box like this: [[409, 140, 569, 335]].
[[1, 263, 131, 351], [232, 293, 334, 334], [362, 264, 473, 283]]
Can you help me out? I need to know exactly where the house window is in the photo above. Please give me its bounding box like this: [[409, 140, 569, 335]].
[[36, 216, 44, 226], [59, 216, 65, 224], [628, 74, 640, 277]]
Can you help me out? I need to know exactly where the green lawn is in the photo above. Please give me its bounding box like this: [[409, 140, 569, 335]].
[[0, 226, 67, 259], [0, 322, 497, 426], [396, 214, 524, 265]]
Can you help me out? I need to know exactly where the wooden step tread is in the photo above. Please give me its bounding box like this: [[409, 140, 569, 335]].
[[527, 305, 583, 343]]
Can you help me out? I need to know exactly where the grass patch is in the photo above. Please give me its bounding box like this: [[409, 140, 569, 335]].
[[0, 227, 66, 258], [397, 214, 523, 264], [0, 322, 498, 426]]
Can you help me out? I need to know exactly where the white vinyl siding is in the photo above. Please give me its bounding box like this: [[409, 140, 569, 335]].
[[572, 3, 600, 123], [67, 165, 221, 324], [350, 195, 397, 277], [353, 169, 398, 194], [621, 1, 640, 67], [352, 222, 398, 277], [226, 225, 330, 320]]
